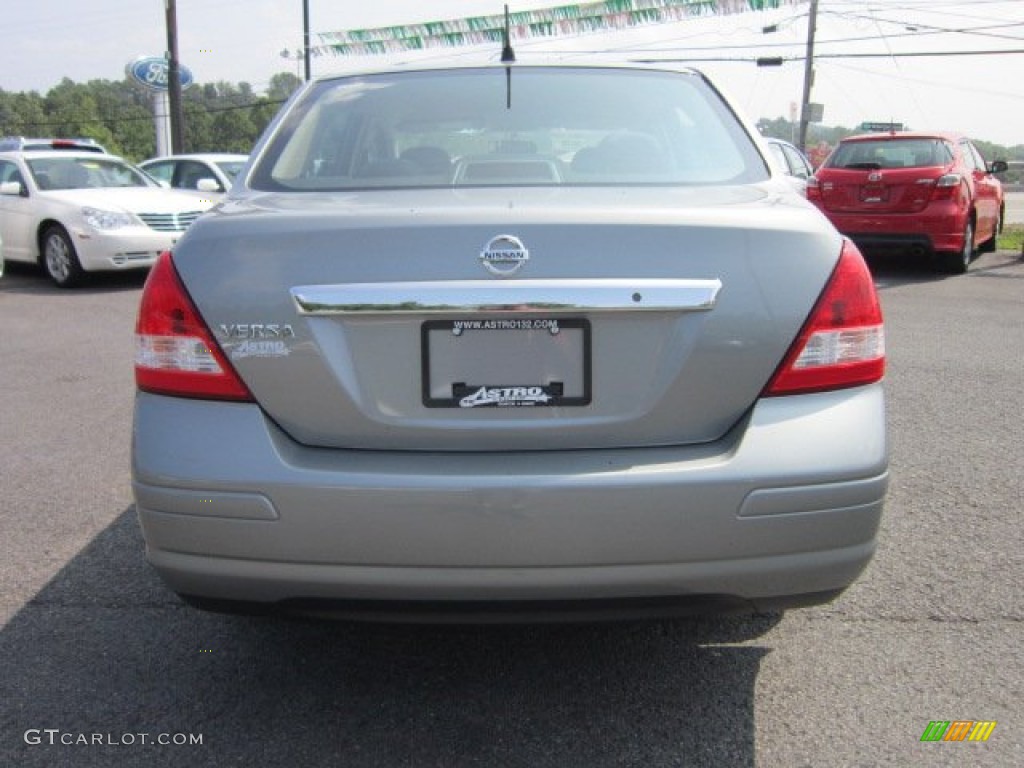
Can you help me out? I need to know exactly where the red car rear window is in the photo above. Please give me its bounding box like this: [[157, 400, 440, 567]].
[[826, 139, 953, 170]]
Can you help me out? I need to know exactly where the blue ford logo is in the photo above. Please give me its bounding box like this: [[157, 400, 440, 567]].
[[127, 56, 194, 92]]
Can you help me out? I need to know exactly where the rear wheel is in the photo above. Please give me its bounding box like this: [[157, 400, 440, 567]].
[[41, 224, 85, 288], [942, 219, 974, 274]]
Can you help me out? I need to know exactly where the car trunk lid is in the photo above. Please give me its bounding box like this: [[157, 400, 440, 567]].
[[816, 166, 946, 214], [172, 186, 840, 451]]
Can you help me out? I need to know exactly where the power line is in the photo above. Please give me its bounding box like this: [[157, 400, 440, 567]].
[[485, 7, 1023, 58], [822, 11, 1024, 42], [544, 20, 1024, 56], [826, 59, 1024, 101], [813, 47, 1024, 59], [631, 47, 1024, 64]]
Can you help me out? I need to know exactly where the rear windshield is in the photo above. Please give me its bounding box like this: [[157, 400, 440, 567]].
[[825, 138, 954, 170], [250, 67, 767, 191]]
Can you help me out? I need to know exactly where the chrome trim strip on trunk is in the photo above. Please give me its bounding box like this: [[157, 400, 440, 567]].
[[291, 279, 722, 316]]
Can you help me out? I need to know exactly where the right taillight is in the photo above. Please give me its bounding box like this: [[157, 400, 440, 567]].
[[765, 239, 884, 396], [135, 251, 253, 401], [929, 172, 962, 201]]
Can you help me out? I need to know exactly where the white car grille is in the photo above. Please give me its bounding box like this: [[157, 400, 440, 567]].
[[138, 211, 203, 232]]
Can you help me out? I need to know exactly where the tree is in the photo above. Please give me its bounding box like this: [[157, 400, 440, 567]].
[[42, 78, 117, 150], [267, 72, 302, 101]]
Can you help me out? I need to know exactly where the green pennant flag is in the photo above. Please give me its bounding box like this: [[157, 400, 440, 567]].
[[318, 0, 794, 56]]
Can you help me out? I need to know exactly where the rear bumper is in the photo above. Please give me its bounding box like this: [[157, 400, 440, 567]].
[[820, 206, 966, 255], [846, 232, 937, 257], [132, 385, 888, 616]]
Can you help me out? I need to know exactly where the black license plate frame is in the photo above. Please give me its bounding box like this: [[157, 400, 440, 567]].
[[421, 317, 592, 408]]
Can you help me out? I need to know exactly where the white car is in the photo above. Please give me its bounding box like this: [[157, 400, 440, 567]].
[[764, 137, 814, 193], [139, 153, 248, 195], [0, 150, 213, 287]]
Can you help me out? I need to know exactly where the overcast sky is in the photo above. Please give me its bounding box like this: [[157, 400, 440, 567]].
[[1, 0, 1022, 147]]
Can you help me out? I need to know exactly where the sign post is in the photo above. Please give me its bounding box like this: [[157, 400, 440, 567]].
[[152, 92, 172, 157]]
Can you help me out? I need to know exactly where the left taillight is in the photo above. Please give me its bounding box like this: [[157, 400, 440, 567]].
[[805, 175, 822, 201], [135, 251, 253, 401]]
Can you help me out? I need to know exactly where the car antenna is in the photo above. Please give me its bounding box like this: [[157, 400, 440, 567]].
[[501, 4, 515, 109], [501, 4, 516, 64]]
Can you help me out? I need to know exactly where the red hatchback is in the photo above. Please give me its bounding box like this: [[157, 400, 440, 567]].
[[807, 132, 1007, 273]]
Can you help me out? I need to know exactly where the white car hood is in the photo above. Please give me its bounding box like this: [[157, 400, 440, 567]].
[[43, 187, 213, 214]]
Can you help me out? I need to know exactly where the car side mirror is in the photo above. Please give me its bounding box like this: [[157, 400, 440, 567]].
[[989, 160, 1008, 174], [0, 180, 25, 197], [196, 178, 222, 192]]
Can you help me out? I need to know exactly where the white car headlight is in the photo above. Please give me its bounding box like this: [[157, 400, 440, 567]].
[[82, 207, 135, 230]]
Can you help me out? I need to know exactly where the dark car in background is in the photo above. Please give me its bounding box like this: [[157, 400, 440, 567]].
[[807, 131, 1006, 273]]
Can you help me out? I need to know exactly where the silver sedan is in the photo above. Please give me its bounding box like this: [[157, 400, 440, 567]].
[[132, 63, 887, 621]]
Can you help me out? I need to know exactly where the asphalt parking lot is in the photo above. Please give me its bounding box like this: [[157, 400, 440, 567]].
[[1, 246, 1022, 767]]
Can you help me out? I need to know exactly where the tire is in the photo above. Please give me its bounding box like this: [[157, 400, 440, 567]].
[[943, 219, 974, 274], [41, 224, 85, 288]]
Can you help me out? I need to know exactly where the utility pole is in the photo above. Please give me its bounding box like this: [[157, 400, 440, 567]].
[[165, 0, 185, 153], [798, 0, 818, 153], [303, 0, 311, 81]]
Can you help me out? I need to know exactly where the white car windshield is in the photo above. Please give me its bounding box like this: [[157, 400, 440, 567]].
[[215, 161, 246, 181], [28, 156, 153, 190], [251, 67, 767, 191]]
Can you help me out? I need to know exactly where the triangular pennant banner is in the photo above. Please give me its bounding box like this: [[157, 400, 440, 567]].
[[316, 0, 795, 56]]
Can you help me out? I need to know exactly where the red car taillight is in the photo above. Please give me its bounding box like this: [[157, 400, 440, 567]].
[[805, 175, 822, 201], [135, 252, 253, 401], [764, 239, 884, 396]]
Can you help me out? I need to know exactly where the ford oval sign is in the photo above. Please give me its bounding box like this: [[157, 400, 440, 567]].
[[127, 56, 194, 92]]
